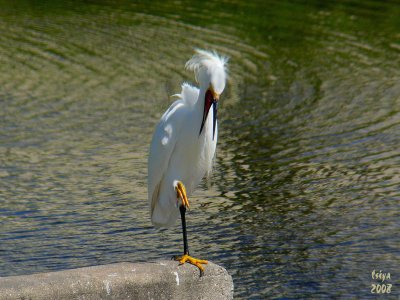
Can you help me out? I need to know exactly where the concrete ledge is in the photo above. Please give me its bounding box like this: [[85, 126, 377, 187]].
[[0, 260, 233, 300]]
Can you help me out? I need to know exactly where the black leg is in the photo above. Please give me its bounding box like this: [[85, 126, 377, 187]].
[[180, 204, 189, 255], [174, 203, 207, 277]]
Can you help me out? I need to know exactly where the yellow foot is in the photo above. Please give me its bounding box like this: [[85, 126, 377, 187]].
[[174, 254, 208, 276], [175, 181, 190, 209]]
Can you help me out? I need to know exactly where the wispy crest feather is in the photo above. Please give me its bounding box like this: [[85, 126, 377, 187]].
[[185, 49, 228, 82]]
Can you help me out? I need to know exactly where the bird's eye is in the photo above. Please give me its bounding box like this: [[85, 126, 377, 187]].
[[208, 85, 219, 102]]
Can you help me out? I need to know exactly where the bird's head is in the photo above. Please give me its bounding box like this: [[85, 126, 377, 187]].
[[185, 49, 228, 139]]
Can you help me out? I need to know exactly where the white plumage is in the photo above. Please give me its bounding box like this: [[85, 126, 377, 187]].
[[148, 50, 228, 227]]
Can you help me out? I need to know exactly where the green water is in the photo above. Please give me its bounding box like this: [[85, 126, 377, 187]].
[[1, 1, 399, 298]]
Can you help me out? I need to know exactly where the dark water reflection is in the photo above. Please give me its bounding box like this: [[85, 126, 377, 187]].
[[1, 0, 399, 298]]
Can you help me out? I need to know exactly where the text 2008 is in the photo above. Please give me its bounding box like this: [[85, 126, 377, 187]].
[[371, 284, 392, 294]]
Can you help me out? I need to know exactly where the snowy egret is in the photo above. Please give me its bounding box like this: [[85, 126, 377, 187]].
[[148, 49, 228, 276]]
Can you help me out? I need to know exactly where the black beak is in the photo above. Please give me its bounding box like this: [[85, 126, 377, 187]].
[[212, 100, 217, 140], [199, 89, 218, 140]]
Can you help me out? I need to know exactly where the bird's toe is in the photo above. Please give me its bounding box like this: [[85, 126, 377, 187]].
[[174, 254, 208, 276]]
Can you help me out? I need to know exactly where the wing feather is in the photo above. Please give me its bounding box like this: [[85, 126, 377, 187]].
[[147, 84, 199, 220]]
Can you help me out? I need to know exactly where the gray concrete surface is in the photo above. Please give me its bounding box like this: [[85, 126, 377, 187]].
[[0, 260, 233, 300]]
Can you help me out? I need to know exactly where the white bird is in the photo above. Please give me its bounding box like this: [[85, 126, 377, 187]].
[[148, 49, 228, 275]]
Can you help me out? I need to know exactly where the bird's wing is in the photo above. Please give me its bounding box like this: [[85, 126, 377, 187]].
[[148, 84, 199, 216]]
